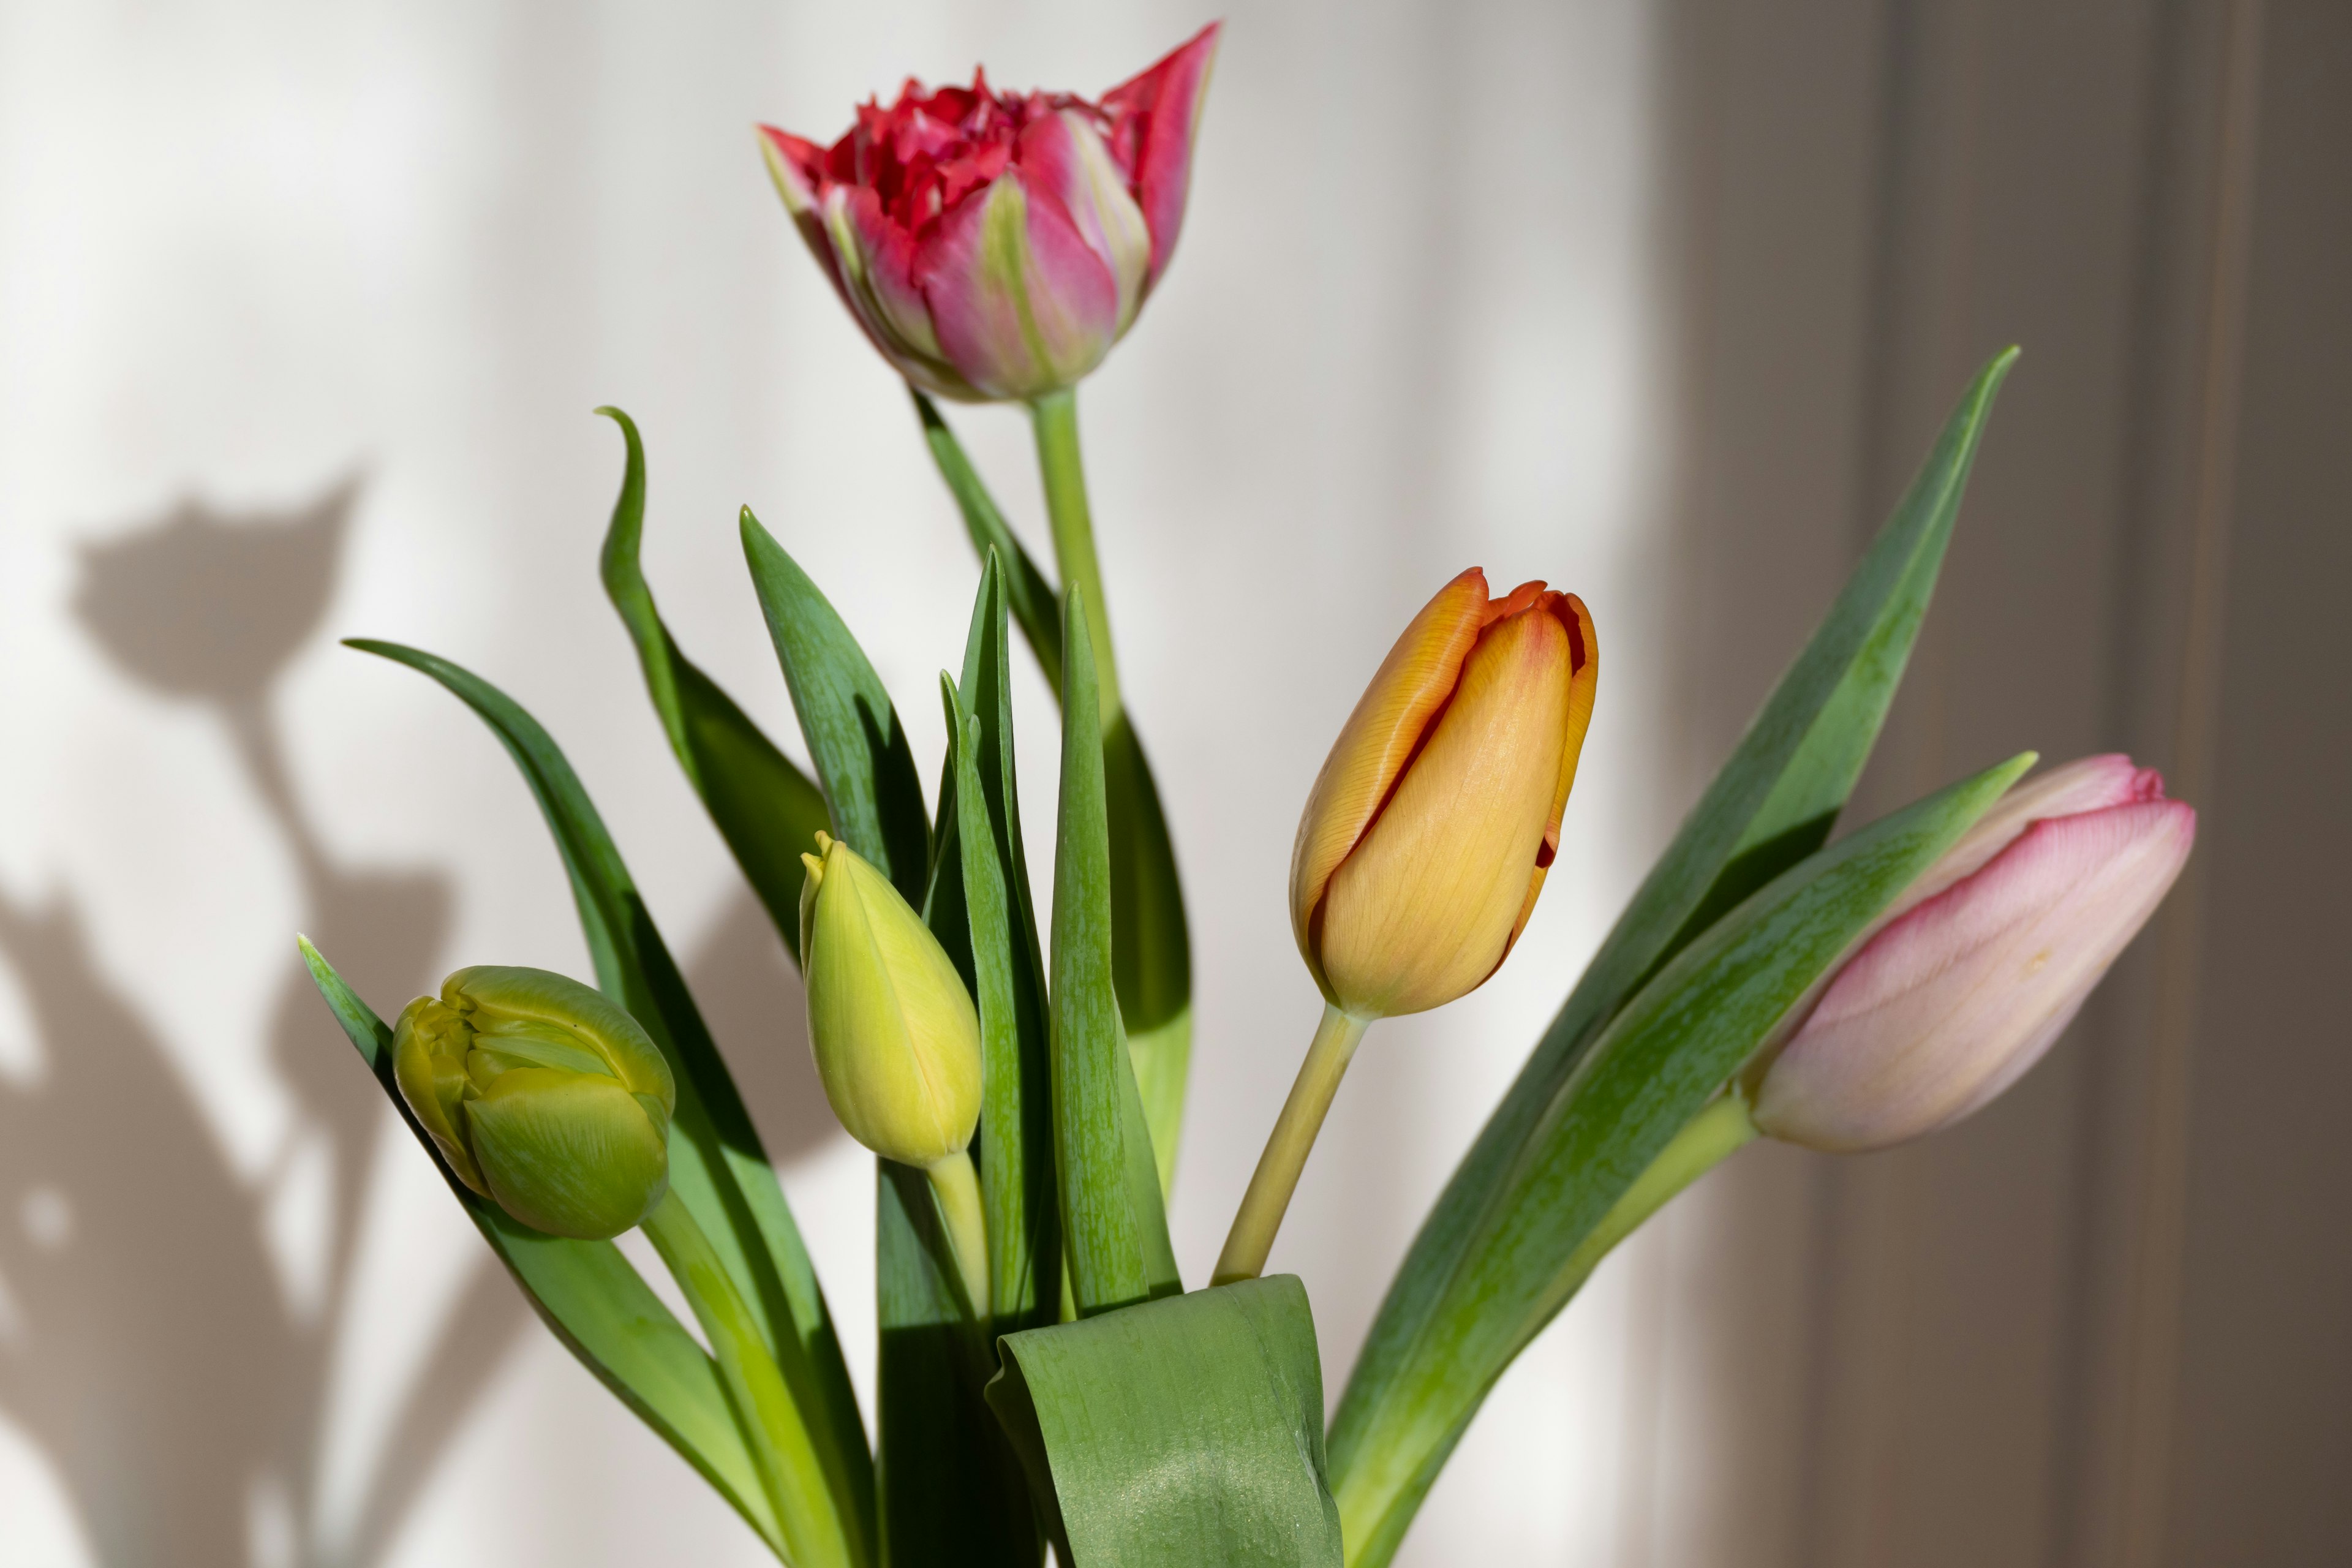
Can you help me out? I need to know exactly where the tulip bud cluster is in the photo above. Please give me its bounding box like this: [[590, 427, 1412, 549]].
[[394, 967, 676, 1240]]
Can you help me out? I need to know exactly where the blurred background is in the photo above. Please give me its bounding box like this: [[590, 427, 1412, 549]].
[[0, 1, 2342, 1564]]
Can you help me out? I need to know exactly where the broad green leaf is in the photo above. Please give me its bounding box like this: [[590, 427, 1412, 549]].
[[596, 407, 830, 962], [1050, 590, 1180, 1315], [953, 558, 1059, 1334], [1332, 753, 2035, 1566], [913, 396, 1193, 1197], [345, 640, 874, 1558], [1332, 350, 2018, 1518], [987, 1276, 1344, 1568], [298, 938, 786, 1558], [740, 507, 931, 902]]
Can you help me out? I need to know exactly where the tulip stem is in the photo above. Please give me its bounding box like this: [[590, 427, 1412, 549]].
[[925, 1149, 992, 1322], [1214, 1004, 1372, 1286], [1030, 388, 1121, 723], [642, 1189, 864, 1568]]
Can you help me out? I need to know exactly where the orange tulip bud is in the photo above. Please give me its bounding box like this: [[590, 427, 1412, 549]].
[[1291, 568, 1597, 1019]]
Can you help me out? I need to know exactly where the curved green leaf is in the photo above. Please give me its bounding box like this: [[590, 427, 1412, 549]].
[[1332, 752, 2035, 1565], [913, 391, 1063, 697], [1051, 590, 1179, 1316], [739, 508, 930, 902], [298, 938, 786, 1557], [344, 639, 874, 1560], [596, 407, 830, 962], [1332, 350, 2019, 1537], [987, 1276, 1343, 1568]]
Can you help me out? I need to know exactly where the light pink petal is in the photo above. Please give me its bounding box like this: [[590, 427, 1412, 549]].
[[1898, 753, 2164, 914], [918, 170, 1121, 401], [1755, 798, 2195, 1152], [1100, 21, 1221, 293]]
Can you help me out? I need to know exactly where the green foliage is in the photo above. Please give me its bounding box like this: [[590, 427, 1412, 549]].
[[595, 407, 830, 962], [341, 639, 875, 1562], [1051, 590, 1181, 1314], [1327, 349, 2018, 1564], [989, 1276, 1344, 1568]]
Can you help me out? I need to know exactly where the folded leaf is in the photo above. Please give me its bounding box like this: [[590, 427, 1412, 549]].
[[345, 639, 874, 1559], [597, 407, 830, 962], [1332, 351, 2018, 1547], [1332, 753, 2035, 1565], [953, 558, 1060, 1335], [298, 938, 786, 1558], [1050, 590, 1180, 1314], [914, 398, 1193, 1197], [987, 1276, 1344, 1568], [741, 508, 931, 902]]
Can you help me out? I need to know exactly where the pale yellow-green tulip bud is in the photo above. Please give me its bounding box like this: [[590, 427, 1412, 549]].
[[393, 965, 674, 1240], [799, 832, 984, 1169]]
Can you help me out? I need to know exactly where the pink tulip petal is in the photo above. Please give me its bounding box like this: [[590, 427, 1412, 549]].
[[1757, 797, 2195, 1152], [1017, 110, 1153, 332], [1900, 753, 2165, 914], [918, 170, 1121, 401], [1101, 22, 1221, 292]]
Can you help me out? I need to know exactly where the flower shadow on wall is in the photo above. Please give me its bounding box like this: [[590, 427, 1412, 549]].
[[0, 483, 846, 1564]]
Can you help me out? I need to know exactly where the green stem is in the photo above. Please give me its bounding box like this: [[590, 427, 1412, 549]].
[[643, 1190, 865, 1568], [1332, 1091, 1759, 1567], [1214, 1005, 1373, 1285], [1030, 388, 1120, 723], [925, 1148, 991, 1322]]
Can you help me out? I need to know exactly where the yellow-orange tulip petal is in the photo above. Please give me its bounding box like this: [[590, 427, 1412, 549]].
[[1505, 590, 1599, 954], [1288, 567, 1491, 993], [1318, 601, 1575, 1016]]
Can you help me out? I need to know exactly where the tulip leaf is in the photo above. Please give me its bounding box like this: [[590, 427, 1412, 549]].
[[297, 938, 788, 1559], [954, 557, 1060, 1335], [344, 639, 875, 1561], [986, 1275, 1344, 1568], [596, 407, 831, 963], [1331, 350, 2018, 1555], [913, 395, 1193, 1198], [1333, 752, 2037, 1564], [1050, 589, 1180, 1314], [875, 1158, 1043, 1568], [740, 507, 932, 903]]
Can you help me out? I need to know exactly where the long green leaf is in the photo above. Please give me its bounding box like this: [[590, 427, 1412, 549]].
[[298, 938, 786, 1557], [739, 508, 930, 902], [913, 396, 1193, 1196], [987, 1276, 1344, 1567], [1331, 350, 2018, 1515], [954, 557, 1059, 1335], [596, 407, 830, 961], [1050, 590, 1179, 1315], [1334, 753, 2036, 1565], [345, 639, 874, 1558]]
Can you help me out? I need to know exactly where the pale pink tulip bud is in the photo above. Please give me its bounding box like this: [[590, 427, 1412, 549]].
[[1752, 755, 2194, 1153]]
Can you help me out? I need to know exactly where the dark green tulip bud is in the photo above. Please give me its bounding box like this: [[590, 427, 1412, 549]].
[[393, 965, 675, 1240]]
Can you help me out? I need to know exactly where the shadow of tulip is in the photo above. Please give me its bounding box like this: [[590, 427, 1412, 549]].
[[4, 478, 851, 1566], [0, 480, 530, 1568]]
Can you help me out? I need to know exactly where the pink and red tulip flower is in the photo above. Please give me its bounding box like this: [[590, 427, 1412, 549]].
[[1754, 755, 2196, 1152], [759, 24, 1221, 403]]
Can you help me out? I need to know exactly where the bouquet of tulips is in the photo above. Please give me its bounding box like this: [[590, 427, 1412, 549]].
[[301, 24, 2195, 1568]]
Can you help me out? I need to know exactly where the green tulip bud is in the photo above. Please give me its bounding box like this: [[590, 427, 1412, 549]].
[[799, 833, 983, 1167], [393, 965, 676, 1240], [800, 832, 990, 1315]]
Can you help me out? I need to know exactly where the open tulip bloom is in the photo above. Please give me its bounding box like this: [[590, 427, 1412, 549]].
[[293, 26, 2195, 1568]]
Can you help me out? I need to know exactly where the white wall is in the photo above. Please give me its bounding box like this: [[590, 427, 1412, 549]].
[[0, 3, 1679, 1564]]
